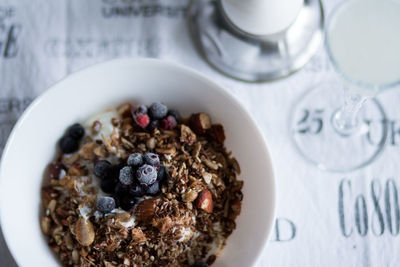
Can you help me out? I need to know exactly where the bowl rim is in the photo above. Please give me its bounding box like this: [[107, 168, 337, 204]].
[[0, 58, 276, 266]]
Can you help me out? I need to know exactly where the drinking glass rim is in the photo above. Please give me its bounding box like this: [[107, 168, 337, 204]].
[[324, 0, 400, 91]]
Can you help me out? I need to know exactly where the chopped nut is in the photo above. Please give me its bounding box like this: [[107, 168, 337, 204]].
[[59, 176, 77, 190], [117, 103, 133, 118], [68, 164, 84, 177], [202, 172, 212, 184], [229, 198, 242, 219], [41, 216, 51, 234], [114, 212, 131, 223], [152, 216, 173, 234], [104, 261, 116, 267], [203, 158, 219, 170], [189, 113, 211, 135], [93, 145, 108, 158], [156, 146, 176, 155], [146, 137, 156, 149], [75, 217, 95, 246], [72, 249, 80, 264], [182, 190, 198, 203], [131, 228, 147, 244], [180, 125, 197, 144], [195, 190, 213, 213], [79, 142, 96, 160]]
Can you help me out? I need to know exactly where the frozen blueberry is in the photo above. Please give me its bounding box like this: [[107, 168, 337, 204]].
[[100, 178, 116, 194], [157, 166, 166, 181], [129, 184, 145, 197], [68, 123, 85, 140], [161, 115, 177, 130], [144, 152, 160, 167], [119, 166, 134, 185], [136, 164, 157, 186], [59, 135, 79, 154], [193, 262, 208, 267], [167, 109, 181, 123], [96, 196, 115, 214], [120, 195, 136, 211], [93, 160, 112, 179], [134, 105, 148, 115], [115, 182, 129, 195], [147, 120, 160, 132], [146, 181, 160, 195], [127, 153, 143, 167], [149, 102, 168, 120]]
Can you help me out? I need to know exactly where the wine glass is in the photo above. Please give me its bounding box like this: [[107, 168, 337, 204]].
[[291, 0, 400, 172]]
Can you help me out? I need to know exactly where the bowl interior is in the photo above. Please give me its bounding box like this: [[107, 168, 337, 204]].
[[0, 59, 275, 267]]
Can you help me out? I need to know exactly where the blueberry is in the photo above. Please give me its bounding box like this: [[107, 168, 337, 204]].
[[100, 178, 116, 194], [167, 109, 181, 123], [193, 262, 208, 267], [96, 196, 116, 214], [147, 120, 160, 132], [157, 166, 166, 181], [120, 195, 136, 211], [144, 152, 160, 167], [119, 166, 134, 185], [93, 160, 112, 179], [59, 135, 79, 154], [136, 164, 157, 186], [149, 102, 168, 120], [129, 184, 145, 197], [68, 123, 85, 140], [127, 153, 143, 167], [115, 182, 130, 195], [134, 105, 148, 115], [146, 181, 160, 195]]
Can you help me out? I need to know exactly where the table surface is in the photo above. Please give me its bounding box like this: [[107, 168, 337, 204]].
[[1, 0, 400, 266]]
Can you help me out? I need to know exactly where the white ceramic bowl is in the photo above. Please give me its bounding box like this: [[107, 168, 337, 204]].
[[0, 58, 275, 267]]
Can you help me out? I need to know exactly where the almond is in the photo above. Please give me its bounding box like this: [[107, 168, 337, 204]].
[[134, 198, 158, 222], [195, 190, 213, 213], [189, 113, 211, 135], [75, 217, 95, 246]]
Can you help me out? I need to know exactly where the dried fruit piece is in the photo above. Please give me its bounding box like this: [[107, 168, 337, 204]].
[[189, 113, 211, 135], [75, 217, 95, 246], [152, 216, 173, 234], [134, 198, 158, 221], [195, 190, 213, 213], [210, 124, 225, 144]]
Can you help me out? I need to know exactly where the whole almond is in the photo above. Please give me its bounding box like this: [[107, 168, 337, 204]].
[[134, 198, 158, 221], [75, 217, 95, 246], [195, 190, 213, 213]]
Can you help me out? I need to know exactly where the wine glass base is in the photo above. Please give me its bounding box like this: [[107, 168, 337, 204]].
[[187, 0, 324, 82], [290, 83, 388, 172]]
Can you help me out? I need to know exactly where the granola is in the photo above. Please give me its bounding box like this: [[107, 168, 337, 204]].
[[41, 102, 243, 267]]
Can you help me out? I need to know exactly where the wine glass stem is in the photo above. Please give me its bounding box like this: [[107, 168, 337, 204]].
[[333, 88, 368, 136]]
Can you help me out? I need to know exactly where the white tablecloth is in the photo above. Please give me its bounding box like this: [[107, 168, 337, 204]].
[[1, 0, 400, 266]]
